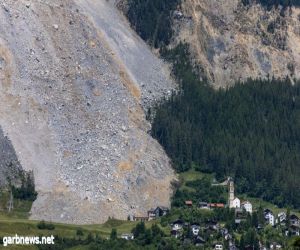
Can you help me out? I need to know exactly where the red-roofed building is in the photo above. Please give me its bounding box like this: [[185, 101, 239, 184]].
[[185, 200, 193, 207], [209, 203, 225, 209]]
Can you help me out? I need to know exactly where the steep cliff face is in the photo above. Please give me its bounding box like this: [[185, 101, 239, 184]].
[[173, 0, 300, 87], [0, 0, 175, 224]]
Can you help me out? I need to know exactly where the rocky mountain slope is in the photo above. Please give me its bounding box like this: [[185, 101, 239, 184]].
[[0, 0, 175, 224], [172, 0, 300, 87]]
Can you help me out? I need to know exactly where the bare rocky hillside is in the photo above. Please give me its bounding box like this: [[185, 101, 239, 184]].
[[173, 0, 300, 87], [0, 0, 175, 224]]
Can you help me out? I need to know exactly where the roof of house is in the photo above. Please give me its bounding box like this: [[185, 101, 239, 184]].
[[172, 219, 184, 224], [290, 214, 300, 220], [241, 201, 252, 205], [209, 203, 225, 208], [264, 209, 273, 214], [157, 206, 169, 211], [199, 201, 208, 205], [121, 233, 134, 237], [185, 200, 193, 205]]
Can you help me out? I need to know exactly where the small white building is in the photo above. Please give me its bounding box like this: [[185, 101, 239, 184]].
[[241, 201, 252, 214], [265, 212, 275, 226], [215, 244, 223, 250], [232, 197, 240, 208], [172, 220, 184, 231], [191, 224, 200, 236], [120, 233, 134, 240]]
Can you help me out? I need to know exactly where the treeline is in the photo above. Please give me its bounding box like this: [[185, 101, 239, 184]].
[[126, 0, 179, 48], [152, 44, 300, 209], [35, 223, 185, 250], [11, 171, 37, 201], [242, 0, 300, 7]]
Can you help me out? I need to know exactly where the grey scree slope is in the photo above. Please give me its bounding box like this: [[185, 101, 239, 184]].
[[0, 0, 176, 224]]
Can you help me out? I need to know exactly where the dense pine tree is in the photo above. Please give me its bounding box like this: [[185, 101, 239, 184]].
[[152, 44, 300, 209]]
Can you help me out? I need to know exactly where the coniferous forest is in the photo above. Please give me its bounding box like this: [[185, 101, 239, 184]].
[[249, 0, 300, 7], [151, 44, 300, 209], [126, 0, 300, 210]]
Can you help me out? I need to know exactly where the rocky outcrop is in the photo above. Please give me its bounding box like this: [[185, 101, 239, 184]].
[[0, 0, 175, 224], [0, 127, 22, 187], [173, 0, 300, 87]]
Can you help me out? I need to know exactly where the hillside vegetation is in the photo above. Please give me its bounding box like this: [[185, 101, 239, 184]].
[[151, 44, 300, 209], [126, 0, 179, 48], [126, 0, 300, 210], [244, 0, 300, 7]]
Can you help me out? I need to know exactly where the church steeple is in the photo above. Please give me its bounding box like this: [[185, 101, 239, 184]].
[[228, 177, 235, 208]]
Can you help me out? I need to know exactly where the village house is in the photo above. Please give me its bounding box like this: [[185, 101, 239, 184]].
[[198, 201, 209, 209], [290, 214, 300, 227], [264, 209, 275, 226], [185, 200, 193, 207], [209, 203, 225, 209], [289, 225, 300, 236], [190, 223, 200, 236], [277, 212, 286, 225], [241, 201, 252, 214], [171, 219, 184, 231], [232, 197, 241, 208], [214, 243, 223, 250], [270, 242, 282, 249], [171, 219, 184, 238], [120, 233, 134, 240], [147, 206, 169, 220]]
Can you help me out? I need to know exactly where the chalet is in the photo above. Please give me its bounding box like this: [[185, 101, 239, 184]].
[[264, 209, 275, 226], [171, 219, 184, 231], [290, 225, 300, 236], [120, 233, 134, 240], [185, 200, 193, 207], [190, 223, 200, 236], [214, 243, 223, 250], [198, 202, 209, 209], [277, 212, 286, 225], [241, 201, 252, 214], [290, 214, 300, 227], [270, 242, 282, 249], [147, 206, 169, 220]]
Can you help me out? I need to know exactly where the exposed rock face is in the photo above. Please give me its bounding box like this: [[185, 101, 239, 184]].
[[0, 0, 175, 224], [0, 127, 22, 187], [173, 0, 300, 87]]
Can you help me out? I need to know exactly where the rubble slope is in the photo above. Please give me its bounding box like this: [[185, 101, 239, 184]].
[[0, 0, 175, 224], [174, 0, 300, 87]]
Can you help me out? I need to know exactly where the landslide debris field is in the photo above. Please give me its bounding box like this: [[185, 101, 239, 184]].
[[0, 0, 175, 224]]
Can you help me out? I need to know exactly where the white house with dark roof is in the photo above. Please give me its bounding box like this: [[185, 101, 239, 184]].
[[241, 201, 252, 214]]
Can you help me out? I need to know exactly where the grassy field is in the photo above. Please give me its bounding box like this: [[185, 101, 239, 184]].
[[0, 190, 164, 249], [178, 168, 208, 192], [0, 215, 161, 250], [178, 170, 300, 217]]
